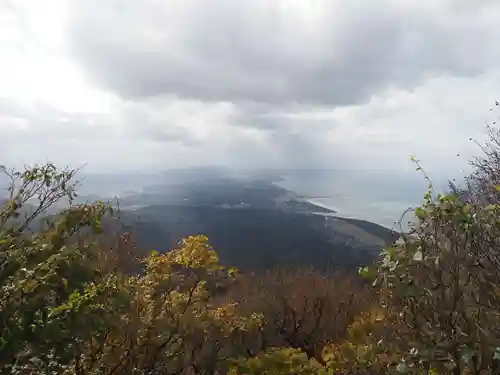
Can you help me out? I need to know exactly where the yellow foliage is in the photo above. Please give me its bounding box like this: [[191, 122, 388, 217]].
[[165, 235, 222, 271], [228, 347, 330, 375], [8, 162, 500, 375], [321, 307, 403, 375]]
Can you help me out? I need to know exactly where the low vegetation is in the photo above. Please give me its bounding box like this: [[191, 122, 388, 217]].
[[4, 114, 500, 374]]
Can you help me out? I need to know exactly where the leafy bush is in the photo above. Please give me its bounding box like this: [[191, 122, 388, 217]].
[[0, 164, 262, 374], [5, 110, 500, 375]]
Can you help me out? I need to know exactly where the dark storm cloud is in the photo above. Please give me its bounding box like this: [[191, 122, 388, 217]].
[[67, 0, 500, 107]]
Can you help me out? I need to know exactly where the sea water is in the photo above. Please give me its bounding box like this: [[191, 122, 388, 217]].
[[276, 169, 427, 230]]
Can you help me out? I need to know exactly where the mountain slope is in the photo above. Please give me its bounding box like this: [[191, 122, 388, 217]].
[[119, 205, 395, 271], [12, 170, 397, 272]]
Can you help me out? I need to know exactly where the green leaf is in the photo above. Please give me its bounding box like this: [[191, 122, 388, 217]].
[[358, 266, 373, 279], [413, 251, 423, 261], [494, 347, 500, 360], [396, 361, 409, 373]]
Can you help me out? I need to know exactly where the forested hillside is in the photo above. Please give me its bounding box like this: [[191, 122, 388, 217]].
[[117, 204, 395, 271], [45, 170, 398, 271], [3, 123, 500, 374]]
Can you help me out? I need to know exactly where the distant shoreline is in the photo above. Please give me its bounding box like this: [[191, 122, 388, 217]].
[[272, 179, 339, 215], [306, 198, 339, 214]]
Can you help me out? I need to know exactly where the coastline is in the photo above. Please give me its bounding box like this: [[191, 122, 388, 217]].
[[306, 198, 340, 215]]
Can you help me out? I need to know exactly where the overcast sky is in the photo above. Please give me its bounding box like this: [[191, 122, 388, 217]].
[[1, 0, 499, 182]]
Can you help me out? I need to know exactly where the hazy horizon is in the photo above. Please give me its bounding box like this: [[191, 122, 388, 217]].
[[64, 166, 434, 229], [1, 1, 498, 227]]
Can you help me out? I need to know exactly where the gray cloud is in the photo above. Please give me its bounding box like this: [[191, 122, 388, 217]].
[[67, 0, 500, 106], [1, 0, 500, 184]]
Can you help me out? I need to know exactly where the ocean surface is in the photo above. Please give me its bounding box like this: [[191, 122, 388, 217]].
[[73, 168, 433, 231], [276, 170, 428, 230]]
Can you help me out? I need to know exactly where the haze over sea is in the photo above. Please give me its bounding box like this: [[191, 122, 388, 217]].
[[275, 169, 432, 230], [68, 166, 450, 231]]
